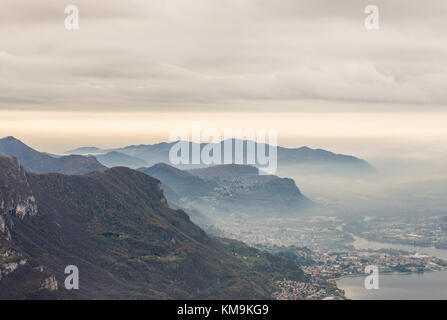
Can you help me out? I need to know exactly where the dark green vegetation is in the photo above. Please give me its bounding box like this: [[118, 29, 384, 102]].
[[260, 245, 315, 267], [220, 238, 306, 288], [0, 155, 304, 299]]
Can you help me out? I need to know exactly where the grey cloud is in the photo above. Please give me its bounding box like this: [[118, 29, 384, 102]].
[[1, 0, 447, 111]]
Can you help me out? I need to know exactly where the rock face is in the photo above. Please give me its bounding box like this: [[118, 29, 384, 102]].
[[0, 156, 55, 298], [40, 276, 58, 291], [0, 156, 38, 241]]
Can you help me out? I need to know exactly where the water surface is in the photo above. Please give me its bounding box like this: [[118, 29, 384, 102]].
[[337, 236, 447, 299], [337, 270, 447, 300]]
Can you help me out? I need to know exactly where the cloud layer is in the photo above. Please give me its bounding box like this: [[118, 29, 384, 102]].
[[1, 0, 447, 111]]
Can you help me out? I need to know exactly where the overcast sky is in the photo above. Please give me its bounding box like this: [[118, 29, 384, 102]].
[[1, 0, 447, 156], [1, 0, 447, 111]]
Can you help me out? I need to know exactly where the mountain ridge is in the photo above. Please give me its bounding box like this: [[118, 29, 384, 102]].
[[0, 137, 106, 175], [65, 139, 375, 175], [0, 155, 304, 299], [95, 151, 148, 169]]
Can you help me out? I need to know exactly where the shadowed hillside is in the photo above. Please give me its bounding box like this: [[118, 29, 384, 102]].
[[0, 156, 304, 299]]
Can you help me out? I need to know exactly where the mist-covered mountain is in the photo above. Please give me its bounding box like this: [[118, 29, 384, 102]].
[[67, 139, 375, 176], [0, 137, 105, 175], [95, 151, 148, 169], [140, 163, 313, 221], [143, 163, 216, 199], [65, 146, 104, 155], [190, 164, 260, 180], [0, 155, 304, 299], [140, 163, 217, 226], [277, 146, 374, 176]]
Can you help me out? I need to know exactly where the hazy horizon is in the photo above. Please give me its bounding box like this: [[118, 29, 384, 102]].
[[2, 0, 447, 210], [2, 110, 447, 174], [3, 0, 447, 302], [2, 1, 447, 175]]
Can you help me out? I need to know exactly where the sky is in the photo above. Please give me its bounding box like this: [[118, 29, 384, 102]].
[[1, 0, 447, 161]]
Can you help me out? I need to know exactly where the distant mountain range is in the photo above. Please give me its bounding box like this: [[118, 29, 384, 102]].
[[65, 146, 104, 155], [0, 154, 305, 299], [66, 139, 375, 175], [0, 136, 105, 175], [0, 136, 314, 220], [95, 151, 148, 169]]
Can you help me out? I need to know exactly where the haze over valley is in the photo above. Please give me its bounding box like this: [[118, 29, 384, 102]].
[[2, 0, 447, 301]]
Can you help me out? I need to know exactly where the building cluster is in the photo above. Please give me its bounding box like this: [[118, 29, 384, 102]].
[[351, 215, 447, 249], [302, 249, 445, 281], [273, 279, 344, 300]]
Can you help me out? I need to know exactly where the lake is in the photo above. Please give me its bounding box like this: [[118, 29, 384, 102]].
[[351, 235, 447, 260], [337, 236, 447, 299], [337, 270, 447, 300]]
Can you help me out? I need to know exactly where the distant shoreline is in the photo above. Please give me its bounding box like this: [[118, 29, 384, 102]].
[[336, 269, 447, 300]]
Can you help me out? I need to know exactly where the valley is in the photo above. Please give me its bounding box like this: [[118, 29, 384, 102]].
[[1, 136, 447, 300]]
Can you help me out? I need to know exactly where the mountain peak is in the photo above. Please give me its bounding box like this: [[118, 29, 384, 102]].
[[0, 155, 38, 221], [2, 136, 19, 141], [0, 136, 106, 175], [0, 136, 27, 146]]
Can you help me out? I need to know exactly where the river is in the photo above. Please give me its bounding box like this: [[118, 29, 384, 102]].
[[336, 235, 447, 299]]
